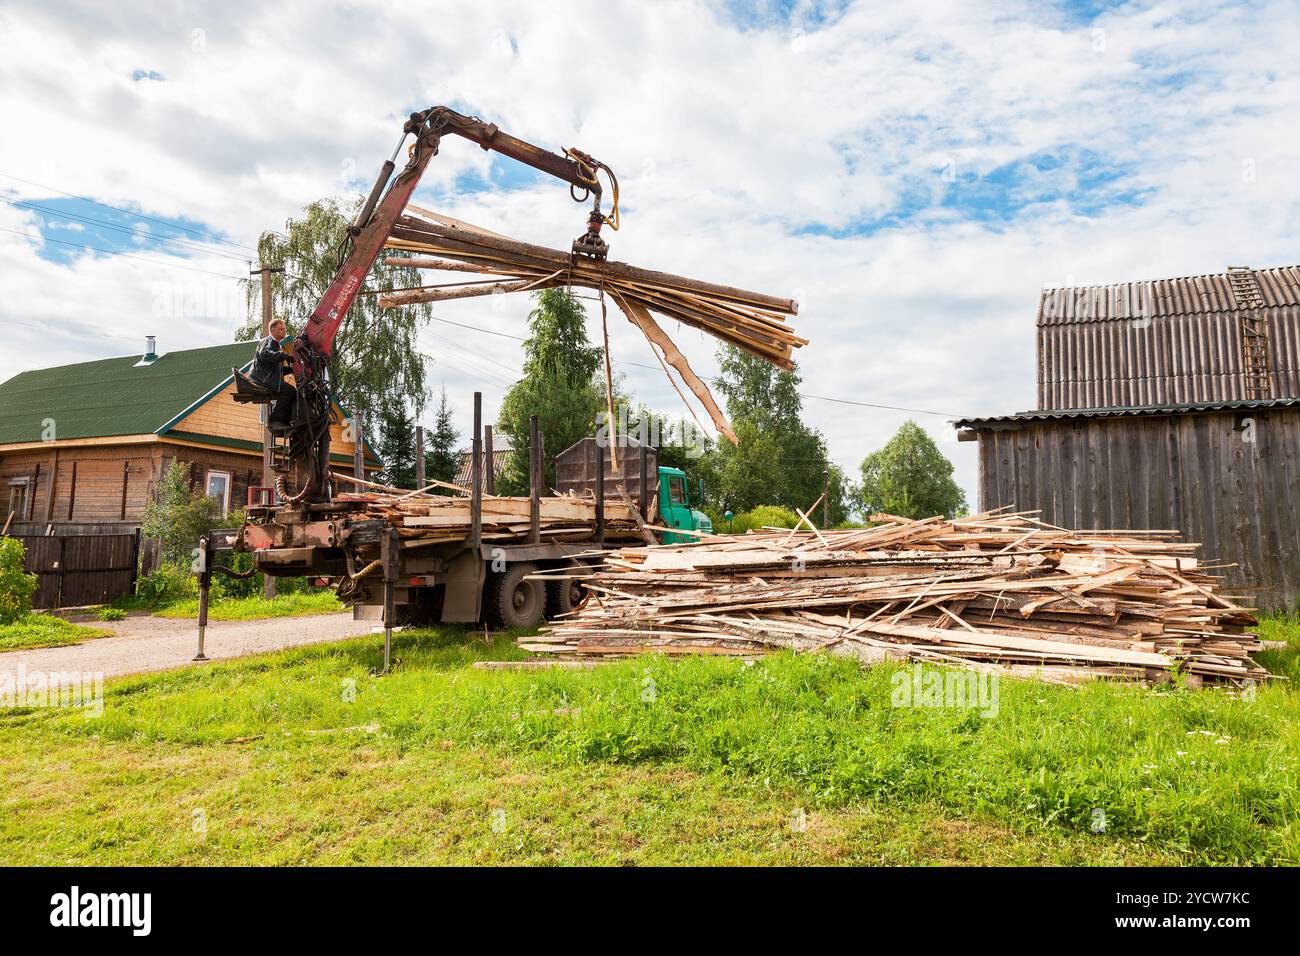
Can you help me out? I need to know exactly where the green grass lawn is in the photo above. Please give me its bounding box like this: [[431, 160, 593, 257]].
[[0, 613, 111, 651], [1, 615, 1297, 865], [151, 591, 343, 620]]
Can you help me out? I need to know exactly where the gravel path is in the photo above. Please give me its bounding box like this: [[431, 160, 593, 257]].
[[0, 612, 375, 681]]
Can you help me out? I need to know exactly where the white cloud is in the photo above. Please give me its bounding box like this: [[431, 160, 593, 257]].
[[2, 0, 1299, 505]]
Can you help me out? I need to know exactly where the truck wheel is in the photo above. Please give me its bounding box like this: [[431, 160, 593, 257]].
[[486, 562, 544, 630], [545, 563, 587, 618]]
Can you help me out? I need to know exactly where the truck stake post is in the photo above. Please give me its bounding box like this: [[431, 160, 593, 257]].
[[470, 392, 483, 549], [638, 445, 648, 518], [529, 415, 541, 545], [595, 444, 605, 545]]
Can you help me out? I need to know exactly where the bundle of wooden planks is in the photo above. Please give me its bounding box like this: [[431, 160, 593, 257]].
[[525, 510, 1268, 686], [378, 207, 805, 443], [337, 486, 645, 548]]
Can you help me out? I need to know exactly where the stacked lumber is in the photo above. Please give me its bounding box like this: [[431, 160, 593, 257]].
[[378, 207, 805, 442], [337, 488, 644, 547], [525, 510, 1268, 686]]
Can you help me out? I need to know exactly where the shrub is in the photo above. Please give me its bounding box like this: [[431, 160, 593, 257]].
[[275, 575, 322, 596], [98, 607, 127, 621], [140, 461, 225, 566], [214, 551, 264, 598], [130, 565, 200, 607], [0, 537, 38, 624], [706, 505, 802, 534]]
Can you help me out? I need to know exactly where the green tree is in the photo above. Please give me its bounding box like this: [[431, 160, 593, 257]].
[[859, 420, 967, 519], [140, 461, 226, 566], [496, 289, 605, 494], [623, 404, 717, 485], [424, 387, 460, 491], [237, 196, 433, 416], [377, 402, 416, 490], [0, 537, 38, 624], [710, 347, 852, 524]]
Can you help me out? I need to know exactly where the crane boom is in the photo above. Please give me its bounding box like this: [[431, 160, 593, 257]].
[[279, 106, 613, 502], [303, 107, 604, 358]]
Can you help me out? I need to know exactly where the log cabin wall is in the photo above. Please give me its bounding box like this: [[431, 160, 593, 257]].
[[0, 445, 159, 525]]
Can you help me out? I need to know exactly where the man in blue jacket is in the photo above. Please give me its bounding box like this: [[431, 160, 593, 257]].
[[250, 318, 296, 431]]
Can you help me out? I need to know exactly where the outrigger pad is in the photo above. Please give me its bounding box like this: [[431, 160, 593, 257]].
[[231, 367, 275, 404]]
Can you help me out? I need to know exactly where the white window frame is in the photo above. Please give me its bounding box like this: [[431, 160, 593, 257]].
[[205, 469, 232, 516], [7, 478, 29, 520]]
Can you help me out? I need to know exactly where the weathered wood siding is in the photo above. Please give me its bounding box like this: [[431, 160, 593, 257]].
[[0, 443, 261, 526], [555, 437, 658, 504], [0, 446, 157, 524], [16, 531, 139, 608], [975, 408, 1300, 609], [174, 384, 367, 463]]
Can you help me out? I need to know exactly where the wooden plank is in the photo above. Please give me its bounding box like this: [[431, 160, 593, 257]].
[[528, 510, 1267, 685]]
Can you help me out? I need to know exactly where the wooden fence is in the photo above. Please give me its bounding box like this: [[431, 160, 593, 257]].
[[10, 529, 141, 609]]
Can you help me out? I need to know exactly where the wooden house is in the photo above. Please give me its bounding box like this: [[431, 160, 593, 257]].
[[0, 339, 381, 534]]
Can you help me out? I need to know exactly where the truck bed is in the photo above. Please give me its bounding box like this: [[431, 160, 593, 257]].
[[338, 491, 646, 546]]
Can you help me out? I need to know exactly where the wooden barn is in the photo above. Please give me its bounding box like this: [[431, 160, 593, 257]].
[[955, 265, 1300, 610], [0, 339, 380, 605]]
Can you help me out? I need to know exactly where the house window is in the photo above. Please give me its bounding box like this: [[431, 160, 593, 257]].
[[205, 470, 231, 516], [7, 479, 28, 520]]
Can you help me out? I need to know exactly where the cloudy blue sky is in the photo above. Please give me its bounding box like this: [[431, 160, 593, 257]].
[[2, 0, 1298, 504]]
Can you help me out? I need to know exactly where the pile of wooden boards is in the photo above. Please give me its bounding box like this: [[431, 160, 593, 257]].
[[338, 488, 645, 548], [525, 510, 1268, 686], [378, 207, 805, 443]]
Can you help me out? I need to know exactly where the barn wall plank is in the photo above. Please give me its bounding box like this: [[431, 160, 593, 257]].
[[975, 410, 1300, 608]]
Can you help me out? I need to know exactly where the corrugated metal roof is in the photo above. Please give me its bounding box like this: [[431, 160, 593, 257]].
[[953, 397, 1300, 429], [1038, 265, 1300, 323], [1036, 266, 1300, 408], [453, 446, 511, 491]]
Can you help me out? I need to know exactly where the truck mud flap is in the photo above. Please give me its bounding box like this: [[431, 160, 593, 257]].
[[441, 548, 485, 623]]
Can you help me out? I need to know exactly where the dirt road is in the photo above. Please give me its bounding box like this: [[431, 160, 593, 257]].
[[0, 612, 374, 681]]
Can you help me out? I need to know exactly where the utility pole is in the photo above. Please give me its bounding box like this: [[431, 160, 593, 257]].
[[251, 262, 284, 600]]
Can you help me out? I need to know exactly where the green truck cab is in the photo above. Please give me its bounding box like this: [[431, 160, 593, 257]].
[[657, 466, 712, 543]]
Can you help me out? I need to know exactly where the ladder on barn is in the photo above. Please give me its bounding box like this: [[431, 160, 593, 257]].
[[1227, 265, 1272, 400]]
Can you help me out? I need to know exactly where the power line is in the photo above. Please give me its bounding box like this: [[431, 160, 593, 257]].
[[2, 197, 254, 264], [797, 393, 961, 418], [425, 342, 517, 389], [0, 170, 258, 254], [0, 226, 247, 280], [422, 312, 959, 419]]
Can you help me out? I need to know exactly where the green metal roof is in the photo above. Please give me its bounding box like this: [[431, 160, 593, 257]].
[[0, 342, 257, 444], [0, 341, 383, 466]]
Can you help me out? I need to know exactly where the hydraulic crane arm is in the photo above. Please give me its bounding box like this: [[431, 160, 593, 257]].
[[301, 106, 610, 360], [281, 106, 615, 503]]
